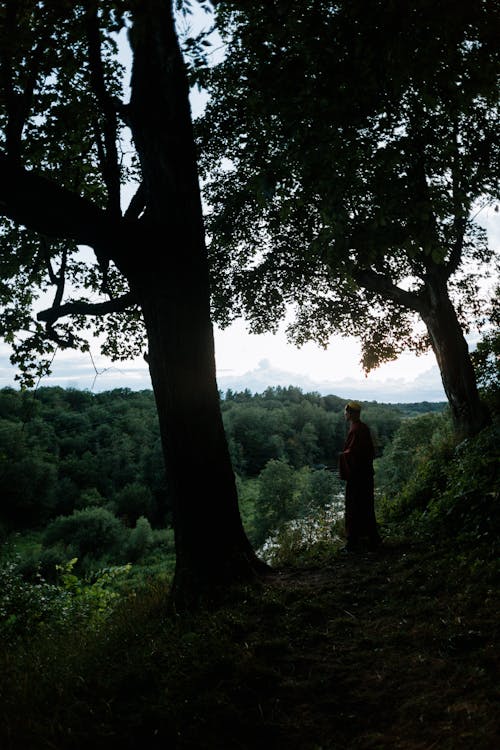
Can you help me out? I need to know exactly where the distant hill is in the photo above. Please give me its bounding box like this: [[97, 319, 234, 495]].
[[386, 401, 448, 417]]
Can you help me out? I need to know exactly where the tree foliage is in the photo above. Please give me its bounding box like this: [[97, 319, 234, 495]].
[[221, 385, 402, 475], [471, 284, 500, 403], [0, 0, 269, 600], [199, 0, 500, 435], [43, 506, 125, 560], [0, 387, 168, 531], [0, 0, 142, 382]]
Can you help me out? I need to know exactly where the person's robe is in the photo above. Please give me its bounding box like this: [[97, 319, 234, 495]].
[[339, 420, 380, 547]]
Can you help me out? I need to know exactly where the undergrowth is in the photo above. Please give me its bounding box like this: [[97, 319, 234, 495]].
[[1, 532, 498, 750], [1, 421, 498, 749]]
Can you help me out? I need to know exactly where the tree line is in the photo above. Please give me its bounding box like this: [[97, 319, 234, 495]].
[[0, 384, 448, 566], [0, 384, 421, 533]]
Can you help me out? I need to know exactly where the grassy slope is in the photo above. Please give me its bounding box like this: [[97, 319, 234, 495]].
[[1, 535, 498, 750]]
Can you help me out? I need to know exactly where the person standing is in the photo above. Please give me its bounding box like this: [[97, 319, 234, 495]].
[[338, 401, 382, 552]]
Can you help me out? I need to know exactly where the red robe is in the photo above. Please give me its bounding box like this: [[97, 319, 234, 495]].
[[339, 420, 380, 549]]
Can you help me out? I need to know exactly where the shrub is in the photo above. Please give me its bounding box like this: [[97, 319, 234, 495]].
[[43, 507, 125, 561], [0, 557, 132, 645], [379, 420, 499, 549], [424, 423, 500, 547], [0, 557, 74, 645], [258, 500, 344, 566], [114, 482, 154, 525], [376, 412, 453, 497], [126, 516, 154, 562], [384, 440, 455, 521]]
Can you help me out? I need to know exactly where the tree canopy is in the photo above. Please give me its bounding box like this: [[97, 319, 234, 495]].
[[0, 0, 141, 381], [0, 0, 266, 603], [199, 0, 500, 436]]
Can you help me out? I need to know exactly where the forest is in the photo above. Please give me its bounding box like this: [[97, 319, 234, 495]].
[[0, 0, 499, 747], [0, 384, 434, 577]]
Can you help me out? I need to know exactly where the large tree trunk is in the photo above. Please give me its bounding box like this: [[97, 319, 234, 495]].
[[354, 267, 489, 438], [137, 276, 267, 607], [421, 278, 489, 438], [123, 0, 268, 606]]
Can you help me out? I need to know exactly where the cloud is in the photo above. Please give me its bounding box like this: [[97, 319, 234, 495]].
[[0, 345, 447, 402], [0, 347, 152, 392], [217, 359, 446, 403]]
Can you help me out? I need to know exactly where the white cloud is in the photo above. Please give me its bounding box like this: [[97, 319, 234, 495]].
[[216, 357, 446, 403], [0, 338, 446, 402]]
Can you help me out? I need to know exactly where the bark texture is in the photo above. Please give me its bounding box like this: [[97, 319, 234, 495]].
[[421, 277, 489, 438]]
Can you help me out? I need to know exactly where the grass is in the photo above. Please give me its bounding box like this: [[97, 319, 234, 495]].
[[1, 534, 498, 750]]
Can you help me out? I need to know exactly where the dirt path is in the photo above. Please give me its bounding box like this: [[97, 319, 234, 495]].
[[232, 540, 500, 749]]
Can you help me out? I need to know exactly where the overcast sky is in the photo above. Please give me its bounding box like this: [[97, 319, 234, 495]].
[[0, 321, 475, 403]]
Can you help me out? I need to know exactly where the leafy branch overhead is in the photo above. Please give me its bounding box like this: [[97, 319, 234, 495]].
[[0, 1, 143, 384], [199, 0, 499, 435]]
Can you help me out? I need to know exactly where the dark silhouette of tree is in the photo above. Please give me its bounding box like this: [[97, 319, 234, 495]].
[[0, 0, 266, 605], [199, 0, 499, 438]]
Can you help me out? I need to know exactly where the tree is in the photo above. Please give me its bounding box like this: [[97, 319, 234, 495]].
[[199, 0, 500, 437], [0, 0, 266, 605], [43, 506, 124, 561], [114, 481, 154, 526], [0, 419, 56, 528], [255, 458, 298, 544], [471, 284, 500, 397]]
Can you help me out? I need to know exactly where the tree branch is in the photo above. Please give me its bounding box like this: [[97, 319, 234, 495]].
[[44, 323, 79, 349], [85, 1, 122, 215], [52, 248, 67, 309], [0, 153, 113, 249], [37, 292, 137, 325], [445, 228, 466, 279], [38, 237, 59, 285], [0, 4, 52, 161], [352, 267, 426, 315], [124, 182, 146, 220], [445, 121, 467, 279]]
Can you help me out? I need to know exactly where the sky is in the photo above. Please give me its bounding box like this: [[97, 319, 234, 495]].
[[0, 296, 493, 402], [0, 6, 498, 404], [0, 323, 449, 402]]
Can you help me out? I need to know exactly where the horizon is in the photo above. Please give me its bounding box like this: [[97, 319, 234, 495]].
[[0, 342, 448, 404], [0, 377, 447, 408]]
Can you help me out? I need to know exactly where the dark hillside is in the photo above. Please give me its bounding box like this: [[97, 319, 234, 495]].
[[0, 388, 497, 749], [0, 536, 498, 750]]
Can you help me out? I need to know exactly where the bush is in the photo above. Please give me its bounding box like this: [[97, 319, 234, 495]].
[[424, 423, 500, 546], [379, 420, 499, 550], [43, 507, 125, 562], [382, 440, 455, 521], [0, 556, 132, 645], [376, 412, 452, 497], [114, 482, 154, 525], [0, 557, 74, 645], [126, 516, 154, 562], [258, 499, 344, 566], [38, 544, 75, 582]]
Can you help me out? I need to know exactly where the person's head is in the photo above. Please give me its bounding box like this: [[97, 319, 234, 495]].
[[344, 401, 361, 422]]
